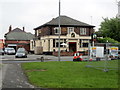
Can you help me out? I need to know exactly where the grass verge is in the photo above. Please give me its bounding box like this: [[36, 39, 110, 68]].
[[21, 60, 118, 88]]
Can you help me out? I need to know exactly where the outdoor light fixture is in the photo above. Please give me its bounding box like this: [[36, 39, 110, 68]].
[[91, 33, 97, 47]]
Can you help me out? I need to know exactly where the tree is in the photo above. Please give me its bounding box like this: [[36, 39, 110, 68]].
[[98, 17, 120, 42], [97, 37, 120, 43]]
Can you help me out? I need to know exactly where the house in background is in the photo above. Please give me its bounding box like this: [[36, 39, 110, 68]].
[[32, 15, 95, 55], [4, 26, 35, 52], [0, 39, 4, 49]]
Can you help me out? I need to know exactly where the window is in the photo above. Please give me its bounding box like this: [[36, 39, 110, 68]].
[[31, 41, 33, 49], [53, 39, 66, 47], [80, 28, 86, 35], [54, 27, 61, 34], [83, 43, 88, 47], [79, 39, 82, 47], [37, 30, 39, 36], [80, 40, 89, 47], [68, 27, 74, 34], [53, 39, 55, 47]]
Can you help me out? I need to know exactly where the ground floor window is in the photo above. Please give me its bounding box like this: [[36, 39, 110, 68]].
[[53, 39, 66, 48], [83, 43, 88, 47], [79, 39, 89, 47]]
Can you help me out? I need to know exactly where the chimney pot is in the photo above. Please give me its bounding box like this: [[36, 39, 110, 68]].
[[9, 25, 12, 32], [23, 27, 25, 31]]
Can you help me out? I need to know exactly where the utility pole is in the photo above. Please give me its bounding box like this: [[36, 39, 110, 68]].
[[58, 0, 61, 61], [90, 16, 92, 25]]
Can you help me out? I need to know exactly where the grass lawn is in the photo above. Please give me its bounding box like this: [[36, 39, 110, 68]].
[[21, 60, 118, 88]]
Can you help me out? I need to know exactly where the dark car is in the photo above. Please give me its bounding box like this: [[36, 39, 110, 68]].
[[15, 48, 27, 58], [0, 49, 4, 55]]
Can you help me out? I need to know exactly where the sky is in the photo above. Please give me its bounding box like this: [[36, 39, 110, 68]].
[[0, 0, 119, 39]]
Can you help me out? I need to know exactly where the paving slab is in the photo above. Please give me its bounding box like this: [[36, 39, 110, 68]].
[[2, 64, 34, 88]]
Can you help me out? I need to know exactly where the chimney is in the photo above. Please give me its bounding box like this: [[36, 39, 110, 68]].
[[9, 25, 12, 32], [23, 27, 25, 32]]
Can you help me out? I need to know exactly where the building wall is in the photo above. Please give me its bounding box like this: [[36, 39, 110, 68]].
[[33, 25, 94, 55], [35, 26, 94, 37], [34, 33, 91, 53], [5, 40, 30, 51]]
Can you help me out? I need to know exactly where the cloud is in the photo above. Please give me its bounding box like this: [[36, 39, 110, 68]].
[[0, 0, 118, 39]]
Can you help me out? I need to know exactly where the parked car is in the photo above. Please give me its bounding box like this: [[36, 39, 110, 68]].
[[15, 48, 27, 58], [4, 47, 16, 55], [0, 49, 4, 55], [4, 47, 10, 54]]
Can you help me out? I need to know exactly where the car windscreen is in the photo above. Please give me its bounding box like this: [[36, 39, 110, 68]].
[[8, 48, 14, 50], [17, 51, 25, 53]]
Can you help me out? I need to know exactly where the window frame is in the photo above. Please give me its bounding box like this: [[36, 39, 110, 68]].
[[53, 39, 66, 48], [67, 27, 74, 34], [54, 27, 61, 34], [80, 28, 87, 35]]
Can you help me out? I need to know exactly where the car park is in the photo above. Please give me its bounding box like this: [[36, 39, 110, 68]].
[[0, 49, 4, 55], [15, 48, 27, 58]]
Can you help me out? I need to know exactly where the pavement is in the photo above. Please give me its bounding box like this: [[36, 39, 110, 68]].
[[2, 64, 35, 88]]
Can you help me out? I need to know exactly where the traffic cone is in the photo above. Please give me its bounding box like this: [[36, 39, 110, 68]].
[[80, 54, 83, 61], [73, 52, 77, 61], [89, 58, 92, 61]]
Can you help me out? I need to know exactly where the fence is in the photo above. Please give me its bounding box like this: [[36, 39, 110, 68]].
[[85, 43, 120, 72]]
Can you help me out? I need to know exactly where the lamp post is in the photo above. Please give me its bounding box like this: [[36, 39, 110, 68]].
[[58, 0, 61, 61], [92, 33, 97, 47]]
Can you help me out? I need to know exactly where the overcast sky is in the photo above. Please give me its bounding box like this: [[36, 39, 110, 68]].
[[0, 0, 119, 39]]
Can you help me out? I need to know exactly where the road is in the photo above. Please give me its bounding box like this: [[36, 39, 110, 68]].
[[2, 54, 74, 64]]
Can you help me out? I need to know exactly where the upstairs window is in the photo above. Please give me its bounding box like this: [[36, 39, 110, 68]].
[[80, 28, 86, 35], [54, 27, 61, 34], [68, 27, 74, 34]]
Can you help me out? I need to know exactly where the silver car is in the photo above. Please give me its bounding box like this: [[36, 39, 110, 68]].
[[15, 48, 27, 58], [4, 47, 16, 55]]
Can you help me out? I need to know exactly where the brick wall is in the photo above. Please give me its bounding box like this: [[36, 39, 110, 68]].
[[36, 26, 94, 37], [5, 40, 30, 52], [53, 52, 74, 56]]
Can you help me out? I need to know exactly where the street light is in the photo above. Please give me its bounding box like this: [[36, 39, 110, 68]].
[[58, 0, 61, 61], [92, 33, 97, 47]]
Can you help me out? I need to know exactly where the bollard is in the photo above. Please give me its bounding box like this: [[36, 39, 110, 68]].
[[41, 57, 44, 62]]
